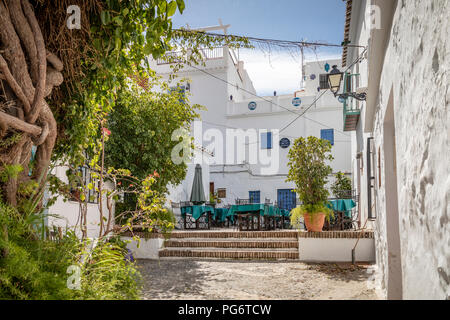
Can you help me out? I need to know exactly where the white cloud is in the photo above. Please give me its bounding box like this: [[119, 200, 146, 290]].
[[238, 48, 340, 96]]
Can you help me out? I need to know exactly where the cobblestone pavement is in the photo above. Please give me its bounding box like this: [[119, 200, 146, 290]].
[[138, 259, 381, 300]]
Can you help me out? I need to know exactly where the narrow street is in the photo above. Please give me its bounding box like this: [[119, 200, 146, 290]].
[[138, 259, 380, 300]]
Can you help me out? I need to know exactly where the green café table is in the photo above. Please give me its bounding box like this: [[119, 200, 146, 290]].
[[227, 204, 281, 231], [213, 208, 230, 222], [263, 206, 281, 230], [327, 199, 356, 218], [280, 209, 291, 229], [180, 205, 214, 229], [227, 204, 263, 231], [325, 199, 356, 230]]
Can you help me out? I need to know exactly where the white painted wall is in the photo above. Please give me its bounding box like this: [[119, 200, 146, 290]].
[[152, 50, 351, 207], [123, 237, 164, 260], [299, 238, 375, 263], [347, 0, 450, 299], [47, 165, 115, 239]]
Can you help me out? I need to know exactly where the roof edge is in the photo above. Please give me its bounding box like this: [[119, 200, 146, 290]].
[[342, 0, 353, 67]]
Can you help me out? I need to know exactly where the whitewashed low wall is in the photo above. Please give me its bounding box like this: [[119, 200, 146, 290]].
[[122, 236, 164, 260], [298, 231, 375, 263]]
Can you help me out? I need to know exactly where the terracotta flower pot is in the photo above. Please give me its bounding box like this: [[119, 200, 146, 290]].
[[304, 212, 326, 232]]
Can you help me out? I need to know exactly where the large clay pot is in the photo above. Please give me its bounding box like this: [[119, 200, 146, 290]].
[[304, 213, 326, 232]]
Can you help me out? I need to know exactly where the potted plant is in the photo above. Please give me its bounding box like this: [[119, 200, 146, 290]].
[[286, 136, 334, 232], [331, 172, 352, 199], [210, 192, 222, 204]]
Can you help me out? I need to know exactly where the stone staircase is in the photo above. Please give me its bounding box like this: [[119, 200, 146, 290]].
[[159, 230, 299, 260]]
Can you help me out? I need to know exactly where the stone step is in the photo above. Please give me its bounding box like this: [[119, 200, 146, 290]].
[[159, 248, 299, 260], [168, 230, 298, 239], [164, 239, 299, 249]]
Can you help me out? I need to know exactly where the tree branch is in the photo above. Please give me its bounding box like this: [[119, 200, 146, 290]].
[[0, 111, 41, 136], [46, 51, 63, 72], [0, 54, 31, 112], [6, 0, 39, 85], [22, 0, 46, 124]]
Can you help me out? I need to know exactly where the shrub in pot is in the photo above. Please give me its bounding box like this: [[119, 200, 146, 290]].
[[287, 136, 334, 231], [331, 171, 352, 199]]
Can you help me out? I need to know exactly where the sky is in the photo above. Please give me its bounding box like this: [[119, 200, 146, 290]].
[[172, 0, 347, 96]]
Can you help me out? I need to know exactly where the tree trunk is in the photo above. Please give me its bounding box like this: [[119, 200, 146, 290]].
[[0, 0, 63, 207]]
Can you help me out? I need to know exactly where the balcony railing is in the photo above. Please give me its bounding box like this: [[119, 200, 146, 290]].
[[156, 47, 224, 65], [328, 189, 357, 201], [342, 73, 361, 131]]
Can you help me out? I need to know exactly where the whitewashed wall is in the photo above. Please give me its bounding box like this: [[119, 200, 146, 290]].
[[299, 238, 375, 263], [348, 0, 449, 299], [123, 237, 164, 260], [372, 1, 449, 300], [153, 53, 351, 206], [47, 165, 115, 239]]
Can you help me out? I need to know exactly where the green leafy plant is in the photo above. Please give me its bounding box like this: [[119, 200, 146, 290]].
[[331, 172, 352, 199], [209, 192, 221, 204], [286, 136, 334, 226], [0, 197, 142, 300], [105, 82, 202, 195]]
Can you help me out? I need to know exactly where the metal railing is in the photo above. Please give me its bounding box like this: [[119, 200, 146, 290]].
[[343, 73, 361, 114], [328, 189, 357, 201], [156, 47, 224, 65]]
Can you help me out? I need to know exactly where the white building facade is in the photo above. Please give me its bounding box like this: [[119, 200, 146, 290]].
[[343, 0, 449, 299], [46, 165, 114, 239], [151, 35, 351, 211]]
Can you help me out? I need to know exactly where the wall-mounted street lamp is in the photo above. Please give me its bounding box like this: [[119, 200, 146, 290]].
[[327, 65, 367, 101]]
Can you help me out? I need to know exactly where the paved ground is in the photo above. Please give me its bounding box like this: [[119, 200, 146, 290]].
[[138, 259, 381, 300]]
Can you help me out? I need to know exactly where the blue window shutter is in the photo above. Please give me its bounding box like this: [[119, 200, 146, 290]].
[[261, 133, 267, 149], [320, 129, 334, 146], [277, 189, 297, 211], [261, 132, 273, 149], [249, 191, 260, 204]]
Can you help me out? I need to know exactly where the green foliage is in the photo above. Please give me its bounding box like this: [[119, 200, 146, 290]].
[[76, 240, 141, 300], [47, 0, 248, 171], [0, 201, 78, 299], [0, 133, 22, 151], [0, 164, 24, 183], [0, 199, 141, 300], [209, 192, 221, 204], [286, 136, 334, 216], [105, 83, 201, 194], [50, 0, 189, 167], [331, 172, 352, 199]]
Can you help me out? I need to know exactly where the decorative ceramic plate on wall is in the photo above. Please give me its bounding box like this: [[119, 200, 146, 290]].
[[292, 97, 302, 107], [279, 138, 291, 148]]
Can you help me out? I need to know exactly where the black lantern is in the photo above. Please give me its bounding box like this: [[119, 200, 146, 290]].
[[327, 65, 367, 101], [327, 65, 343, 95]]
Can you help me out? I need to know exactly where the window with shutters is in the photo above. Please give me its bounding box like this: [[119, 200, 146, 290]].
[[260, 132, 273, 149], [217, 188, 226, 198], [69, 166, 99, 204], [345, 73, 352, 93], [319, 74, 330, 90], [320, 129, 334, 146], [249, 191, 261, 204]]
